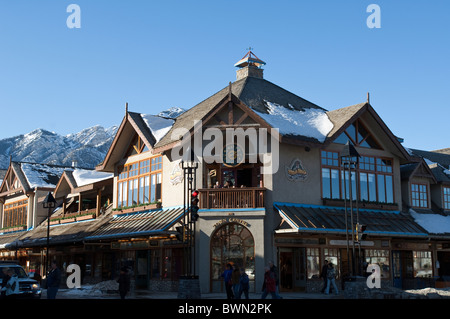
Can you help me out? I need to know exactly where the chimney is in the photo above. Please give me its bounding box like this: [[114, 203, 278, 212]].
[[234, 50, 266, 81]]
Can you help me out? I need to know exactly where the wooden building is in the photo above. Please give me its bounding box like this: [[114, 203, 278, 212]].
[[1, 51, 449, 293]]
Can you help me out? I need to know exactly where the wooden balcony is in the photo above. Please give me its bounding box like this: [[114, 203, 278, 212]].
[[199, 187, 266, 209]]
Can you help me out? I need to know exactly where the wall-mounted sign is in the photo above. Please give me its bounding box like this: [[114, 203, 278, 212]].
[[223, 143, 244, 167], [213, 217, 250, 229], [285, 158, 308, 182], [169, 161, 183, 185]]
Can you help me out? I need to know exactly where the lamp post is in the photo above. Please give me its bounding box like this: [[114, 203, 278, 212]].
[[340, 142, 360, 277], [43, 191, 56, 277]]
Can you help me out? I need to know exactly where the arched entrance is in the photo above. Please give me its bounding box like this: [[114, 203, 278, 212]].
[[210, 222, 255, 292]]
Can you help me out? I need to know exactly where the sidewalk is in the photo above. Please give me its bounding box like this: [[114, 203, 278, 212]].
[[43, 288, 344, 299]]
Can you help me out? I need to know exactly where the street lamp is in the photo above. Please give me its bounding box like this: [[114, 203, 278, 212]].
[[43, 192, 56, 277], [340, 142, 360, 277]]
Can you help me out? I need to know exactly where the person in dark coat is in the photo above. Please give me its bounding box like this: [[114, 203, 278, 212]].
[[261, 266, 279, 299], [220, 263, 234, 299], [47, 261, 61, 299], [237, 268, 250, 299], [268, 260, 282, 298], [320, 260, 330, 293], [117, 267, 131, 299]]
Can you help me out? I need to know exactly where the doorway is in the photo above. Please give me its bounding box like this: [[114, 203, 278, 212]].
[[279, 248, 306, 291], [392, 250, 414, 289]]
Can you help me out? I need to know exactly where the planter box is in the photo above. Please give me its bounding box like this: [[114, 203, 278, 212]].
[[60, 218, 76, 224], [2, 226, 26, 233], [115, 203, 162, 215], [50, 220, 60, 225], [76, 214, 95, 221]]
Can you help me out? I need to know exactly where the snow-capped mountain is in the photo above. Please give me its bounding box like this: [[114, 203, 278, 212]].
[[0, 125, 118, 169]]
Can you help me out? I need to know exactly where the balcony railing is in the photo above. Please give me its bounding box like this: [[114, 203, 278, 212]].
[[199, 187, 266, 209]]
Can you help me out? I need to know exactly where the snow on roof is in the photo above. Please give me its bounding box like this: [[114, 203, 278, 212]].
[[423, 157, 450, 178], [410, 209, 450, 234], [21, 163, 66, 189], [141, 114, 175, 144], [254, 101, 333, 143], [72, 169, 113, 187]]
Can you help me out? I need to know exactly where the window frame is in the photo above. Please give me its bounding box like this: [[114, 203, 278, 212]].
[[320, 150, 395, 204], [411, 183, 429, 209], [117, 155, 163, 208]]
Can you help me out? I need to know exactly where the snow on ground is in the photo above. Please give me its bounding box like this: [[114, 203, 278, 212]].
[[410, 209, 450, 234], [255, 101, 333, 142]]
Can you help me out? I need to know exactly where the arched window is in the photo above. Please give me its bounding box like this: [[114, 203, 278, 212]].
[[210, 223, 255, 292]]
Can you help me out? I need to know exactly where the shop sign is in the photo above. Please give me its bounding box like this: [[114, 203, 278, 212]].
[[285, 158, 308, 182], [329, 240, 374, 247], [213, 217, 250, 229], [169, 161, 183, 185]]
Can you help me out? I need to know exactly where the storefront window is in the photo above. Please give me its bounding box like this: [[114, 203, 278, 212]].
[[413, 251, 432, 278], [306, 248, 320, 279], [210, 223, 255, 291], [365, 249, 390, 278]]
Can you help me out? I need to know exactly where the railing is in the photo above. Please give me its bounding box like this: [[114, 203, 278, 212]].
[[199, 187, 266, 209]]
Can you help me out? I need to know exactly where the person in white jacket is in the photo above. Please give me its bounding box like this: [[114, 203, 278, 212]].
[[1, 269, 20, 298]]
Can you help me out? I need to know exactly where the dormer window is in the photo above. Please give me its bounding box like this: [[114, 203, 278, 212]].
[[444, 187, 450, 210], [411, 183, 429, 208]]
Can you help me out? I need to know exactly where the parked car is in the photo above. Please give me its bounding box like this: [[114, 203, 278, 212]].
[[0, 261, 41, 299]]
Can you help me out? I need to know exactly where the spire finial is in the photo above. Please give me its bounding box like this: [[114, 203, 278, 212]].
[[125, 102, 128, 115], [367, 92, 370, 104]]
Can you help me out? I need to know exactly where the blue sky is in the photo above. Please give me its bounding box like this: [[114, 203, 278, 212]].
[[0, 1, 448, 151]]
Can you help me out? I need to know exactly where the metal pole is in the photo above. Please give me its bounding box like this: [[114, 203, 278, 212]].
[[182, 160, 187, 276], [343, 163, 350, 277], [349, 163, 355, 276], [46, 207, 50, 276]]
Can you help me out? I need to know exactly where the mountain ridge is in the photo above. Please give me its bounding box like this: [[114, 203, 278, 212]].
[[0, 125, 118, 169]]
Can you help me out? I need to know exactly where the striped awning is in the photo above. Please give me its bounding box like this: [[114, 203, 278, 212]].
[[86, 206, 185, 241], [274, 203, 428, 237]]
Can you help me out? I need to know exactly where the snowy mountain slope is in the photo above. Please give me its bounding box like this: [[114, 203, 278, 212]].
[[0, 125, 118, 169]]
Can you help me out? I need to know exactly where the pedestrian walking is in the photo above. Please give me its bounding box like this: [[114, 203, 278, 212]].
[[117, 266, 131, 299], [320, 260, 330, 293], [237, 268, 249, 299], [221, 263, 234, 299], [46, 261, 61, 299], [261, 266, 279, 299], [231, 265, 240, 298], [325, 262, 339, 295], [268, 260, 282, 298]]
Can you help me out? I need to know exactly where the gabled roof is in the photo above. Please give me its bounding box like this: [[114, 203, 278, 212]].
[[400, 159, 437, 184], [409, 149, 450, 184], [325, 102, 413, 161], [96, 111, 175, 172], [0, 162, 70, 197], [154, 76, 327, 150], [54, 168, 113, 198]]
